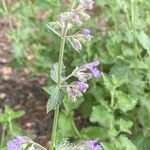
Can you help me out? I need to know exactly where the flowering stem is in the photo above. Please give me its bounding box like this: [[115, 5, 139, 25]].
[[61, 73, 73, 83], [50, 24, 68, 150]]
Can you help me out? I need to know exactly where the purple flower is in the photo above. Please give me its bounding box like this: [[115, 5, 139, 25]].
[[83, 29, 91, 36], [82, 29, 93, 40], [70, 12, 83, 26], [85, 61, 101, 77], [67, 81, 89, 101], [74, 40, 82, 50], [77, 81, 89, 92], [7, 136, 29, 150], [72, 61, 101, 82], [69, 37, 82, 52], [83, 140, 102, 150], [60, 12, 70, 22], [80, 0, 95, 10]]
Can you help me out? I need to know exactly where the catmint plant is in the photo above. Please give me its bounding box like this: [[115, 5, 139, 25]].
[[46, 0, 101, 150], [7, 0, 102, 150]]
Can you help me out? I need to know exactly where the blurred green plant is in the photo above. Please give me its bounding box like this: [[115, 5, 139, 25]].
[[0, 106, 25, 150], [0, 0, 150, 149]]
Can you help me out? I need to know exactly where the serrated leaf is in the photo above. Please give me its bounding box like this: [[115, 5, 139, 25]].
[[138, 95, 150, 128], [109, 63, 129, 82], [102, 73, 123, 92], [116, 91, 137, 112], [50, 63, 65, 83], [116, 118, 133, 134], [46, 86, 65, 112], [90, 106, 114, 127], [102, 73, 114, 91], [119, 136, 137, 150], [132, 132, 150, 150], [130, 60, 149, 70], [136, 31, 150, 55], [103, 136, 137, 150], [81, 127, 108, 140]]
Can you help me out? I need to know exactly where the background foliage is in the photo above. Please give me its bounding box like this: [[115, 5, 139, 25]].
[[0, 0, 150, 149]]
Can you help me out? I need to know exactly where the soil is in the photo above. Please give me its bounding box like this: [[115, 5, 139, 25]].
[[0, 15, 51, 148]]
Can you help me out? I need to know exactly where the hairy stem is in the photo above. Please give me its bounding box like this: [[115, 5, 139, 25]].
[[50, 25, 68, 150], [61, 73, 73, 83], [50, 1, 77, 149]]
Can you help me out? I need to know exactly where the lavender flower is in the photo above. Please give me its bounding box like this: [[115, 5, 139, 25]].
[[77, 81, 89, 92], [82, 29, 93, 40], [7, 136, 29, 150], [67, 81, 89, 101], [69, 37, 82, 52], [60, 12, 70, 23], [60, 12, 82, 26], [70, 12, 83, 26], [74, 40, 82, 50], [80, 0, 95, 10], [73, 61, 101, 82], [83, 140, 102, 150], [85, 61, 101, 77]]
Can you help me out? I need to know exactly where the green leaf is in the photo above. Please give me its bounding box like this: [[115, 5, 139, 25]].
[[132, 132, 150, 150], [130, 60, 149, 70], [0, 106, 25, 123], [50, 63, 65, 83], [102, 73, 123, 92], [118, 136, 137, 150], [46, 86, 65, 112], [90, 106, 114, 127], [103, 136, 137, 150], [58, 112, 76, 138], [116, 118, 133, 134], [136, 31, 150, 55], [81, 127, 108, 140], [109, 62, 129, 82], [102, 73, 114, 91], [116, 91, 137, 112], [138, 95, 150, 129]]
